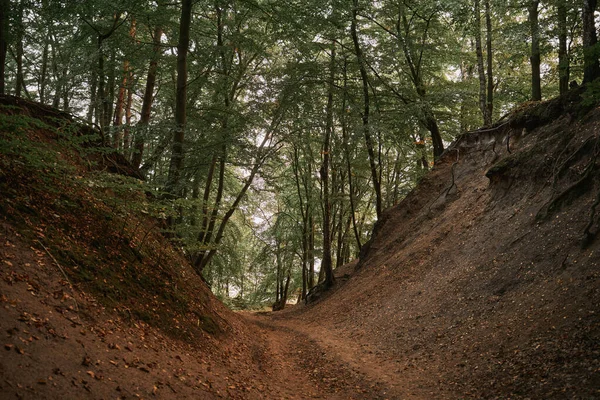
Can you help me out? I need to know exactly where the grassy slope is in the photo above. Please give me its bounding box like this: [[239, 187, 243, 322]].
[[0, 95, 228, 342], [0, 96, 272, 399]]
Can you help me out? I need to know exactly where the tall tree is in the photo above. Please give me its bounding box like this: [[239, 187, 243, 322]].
[[475, 0, 489, 125], [351, 0, 382, 219], [15, 1, 24, 97], [395, 1, 444, 158], [132, 2, 165, 169], [485, 0, 494, 123], [529, 0, 542, 100], [582, 0, 599, 83], [0, 0, 7, 95], [557, 0, 570, 94], [165, 0, 193, 197], [320, 43, 336, 289]]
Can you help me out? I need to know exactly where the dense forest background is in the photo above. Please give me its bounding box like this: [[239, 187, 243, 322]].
[[1, 0, 598, 309]]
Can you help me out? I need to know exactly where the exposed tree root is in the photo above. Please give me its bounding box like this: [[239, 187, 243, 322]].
[[551, 135, 596, 189], [538, 138, 599, 219], [428, 149, 459, 215], [582, 188, 600, 248]]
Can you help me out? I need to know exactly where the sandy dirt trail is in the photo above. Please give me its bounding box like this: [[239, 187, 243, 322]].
[[245, 312, 435, 400]]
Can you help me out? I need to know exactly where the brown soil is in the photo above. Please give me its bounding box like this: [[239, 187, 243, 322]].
[[1, 91, 600, 399], [0, 224, 395, 399]]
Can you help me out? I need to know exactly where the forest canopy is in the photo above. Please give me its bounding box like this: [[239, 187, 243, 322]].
[[1, 0, 599, 308]]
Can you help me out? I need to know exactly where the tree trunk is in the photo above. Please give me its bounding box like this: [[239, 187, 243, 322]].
[[352, 0, 382, 219], [113, 60, 129, 147], [195, 151, 226, 273], [292, 145, 310, 299], [194, 100, 280, 273], [485, 0, 494, 124], [124, 71, 134, 156], [529, 0, 542, 101], [583, 0, 599, 83], [309, 213, 315, 288], [105, 49, 116, 134], [197, 154, 218, 241], [132, 17, 164, 169], [0, 0, 8, 95], [123, 19, 137, 156], [320, 43, 336, 289], [396, 6, 444, 158], [51, 40, 61, 108], [474, 0, 488, 125], [341, 58, 362, 252], [165, 0, 193, 197], [40, 40, 49, 104], [87, 62, 98, 123], [15, 2, 24, 97], [61, 67, 69, 110], [557, 0, 569, 94], [96, 37, 106, 130]]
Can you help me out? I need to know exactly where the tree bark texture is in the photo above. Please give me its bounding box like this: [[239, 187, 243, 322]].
[[474, 0, 488, 126], [15, 2, 24, 97], [557, 0, 569, 94], [529, 0, 541, 101], [132, 17, 164, 169], [583, 0, 599, 83], [352, 0, 382, 219], [0, 0, 8, 95], [321, 43, 336, 289], [485, 0, 494, 125], [166, 0, 193, 197]]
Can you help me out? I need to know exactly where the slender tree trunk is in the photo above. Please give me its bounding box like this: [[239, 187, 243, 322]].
[[51, 41, 61, 108], [40, 41, 49, 103], [282, 270, 291, 305], [583, 0, 599, 83], [459, 63, 474, 132], [196, 142, 272, 273], [132, 18, 164, 169], [396, 6, 444, 158], [61, 68, 69, 110], [475, 0, 487, 125], [292, 145, 309, 299], [113, 60, 128, 147], [165, 0, 193, 197], [485, 0, 494, 124], [190, 169, 202, 227], [341, 58, 362, 252], [87, 62, 98, 123], [15, 2, 24, 97], [105, 49, 116, 134], [123, 19, 136, 156], [195, 151, 226, 272], [309, 213, 315, 288], [194, 2, 230, 272], [0, 0, 7, 95], [335, 204, 346, 269], [557, 0, 569, 94], [320, 43, 336, 289], [124, 71, 133, 155], [197, 154, 218, 242], [529, 0, 542, 101], [275, 249, 281, 303], [352, 0, 382, 219], [96, 37, 106, 129]]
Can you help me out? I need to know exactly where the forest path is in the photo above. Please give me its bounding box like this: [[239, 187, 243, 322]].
[[245, 312, 430, 400]]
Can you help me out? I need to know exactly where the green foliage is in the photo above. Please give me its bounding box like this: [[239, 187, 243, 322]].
[[5, 0, 595, 309], [581, 79, 600, 107], [0, 113, 64, 175]]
